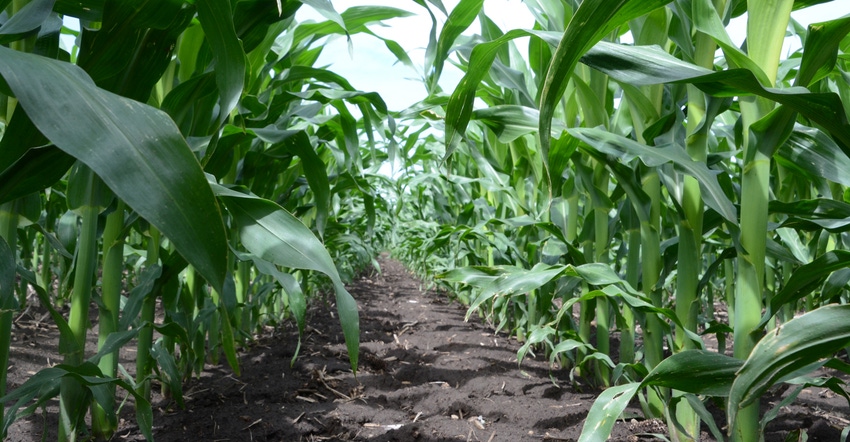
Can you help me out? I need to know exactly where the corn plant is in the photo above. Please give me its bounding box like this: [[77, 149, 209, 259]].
[[0, 1, 405, 440], [391, 0, 850, 440]]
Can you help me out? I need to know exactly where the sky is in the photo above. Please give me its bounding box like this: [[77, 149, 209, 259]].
[[295, 1, 841, 111]]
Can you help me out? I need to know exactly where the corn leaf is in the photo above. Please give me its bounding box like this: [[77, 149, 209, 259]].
[[729, 305, 850, 429], [796, 16, 850, 87], [211, 184, 359, 372], [197, 0, 246, 127], [580, 41, 850, 152], [253, 128, 330, 237], [539, 0, 671, 155], [771, 199, 850, 232], [0, 46, 228, 293], [759, 251, 850, 327], [465, 263, 564, 321], [578, 383, 640, 442], [0, 0, 54, 43], [431, 0, 484, 86], [570, 127, 738, 224], [642, 350, 742, 397], [777, 128, 850, 187]]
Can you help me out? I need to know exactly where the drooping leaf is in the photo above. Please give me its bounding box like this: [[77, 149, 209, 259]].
[[729, 305, 850, 430], [211, 183, 359, 372], [570, 127, 738, 223], [465, 263, 565, 321], [471, 105, 566, 143], [642, 350, 742, 397], [253, 128, 330, 237], [579, 41, 850, 152], [777, 128, 850, 187], [0, 46, 228, 293]]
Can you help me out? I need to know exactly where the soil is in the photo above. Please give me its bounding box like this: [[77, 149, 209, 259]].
[[5, 255, 849, 441]]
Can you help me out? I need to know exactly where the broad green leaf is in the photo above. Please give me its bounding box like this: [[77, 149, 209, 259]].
[[539, 0, 672, 156], [466, 263, 565, 321], [729, 305, 850, 429], [445, 28, 561, 156], [197, 0, 246, 126], [642, 350, 742, 397], [579, 41, 850, 152], [211, 184, 359, 372], [300, 0, 347, 31], [471, 105, 566, 143], [0, 362, 153, 441], [219, 304, 241, 376], [0, 0, 54, 43], [771, 199, 850, 233], [0, 46, 228, 293], [759, 251, 850, 327], [689, 0, 770, 84], [570, 127, 738, 223], [150, 340, 184, 407], [293, 6, 414, 45], [0, 146, 76, 204], [431, 0, 484, 87], [578, 383, 640, 442], [254, 128, 330, 237], [796, 16, 850, 87], [777, 128, 850, 187]]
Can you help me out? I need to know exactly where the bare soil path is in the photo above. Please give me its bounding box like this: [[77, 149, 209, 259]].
[[5, 255, 848, 441]]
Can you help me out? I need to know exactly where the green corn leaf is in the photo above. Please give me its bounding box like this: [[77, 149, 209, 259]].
[[431, 0, 484, 86], [437, 266, 508, 287], [579, 41, 850, 152], [0, 0, 54, 43], [0, 362, 153, 441], [0, 146, 76, 205], [465, 264, 564, 321], [197, 0, 246, 127], [759, 251, 850, 327], [219, 304, 241, 376], [770, 199, 850, 233], [300, 0, 347, 31], [444, 28, 561, 157], [293, 6, 414, 45], [796, 16, 850, 87], [150, 340, 184, 407], [471, 105, 567, 143], [0, 46, 228, 293], [777, 128, 850, 187], [729, 305, 850, 430], [539, 0, 671, 156], [211, 183, 359, 373], [570, 127, 738, 224], [253, 128, 330, 237], [642, 350, 742, 397], [578, 382, 641, 442]]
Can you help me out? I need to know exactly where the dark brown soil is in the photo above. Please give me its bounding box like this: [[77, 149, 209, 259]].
[[5, 256, 849, 441]]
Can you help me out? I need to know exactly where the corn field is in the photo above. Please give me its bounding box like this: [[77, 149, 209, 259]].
[[0, 0, 849, 440]]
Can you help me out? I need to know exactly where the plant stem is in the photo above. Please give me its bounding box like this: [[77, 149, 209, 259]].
[[0, 203, 18, 430], [60, 190, 101, 441], [136, 227, 161, 402], [91, 202, 124, 440]]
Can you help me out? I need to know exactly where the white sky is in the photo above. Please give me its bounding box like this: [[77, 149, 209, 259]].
[[296, 1, 841, 111]]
